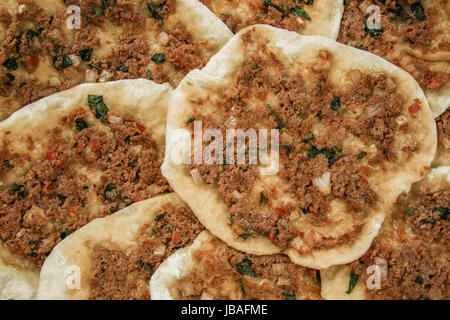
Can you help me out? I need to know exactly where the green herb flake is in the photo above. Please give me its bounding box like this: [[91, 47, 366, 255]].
[[411, 1, 426, 21], [75, 118, 89, 131], [151, 53, 166, 64], [3, 57, 18, 70], [330, 96, 341, 111], [346, 273, 358, 294], [79, 49, 93, 62], [236, 258, 259, 277], [117, 65, 129, 72], [388, 4, 409, 21], [239, 278, 246, 296], [10, 184, 25, 197], [88, 95, 109, 122], [147, 3, 164, 24], [146, 70, 153, 79], [406, 207, 415, 216], [60, 228, 69, 239], [57, 193, 66, 204], [101, 183, 119, 201], [128, 161, 136, 168], [186, 118, 195, 124], [414, 276, 424, 285], [264, 0, 286, 14], [3, 160, 14, 168], [154, 212, 168, 221], [88, 63, 102, 71], [259, 191, 268, 205], [137, 259, 154, 275], [291, 6, 310, 20], [230, 215, 234, 225], [95, 7, 102, 16], [284, 292, 296, 300], [238, 233, 252, 241], [5, 73, 15, 81], [357, 152, 368, 160], [266, 104, 287, 129]]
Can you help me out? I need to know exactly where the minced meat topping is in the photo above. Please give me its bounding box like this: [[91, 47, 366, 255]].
[[188, 31, 416, 255], [89, 203, 203, 300], [0, 98, 170, 266], [177, 237, 321, 300], [0, 0, 208, 118], [338, 0, 449, 92]]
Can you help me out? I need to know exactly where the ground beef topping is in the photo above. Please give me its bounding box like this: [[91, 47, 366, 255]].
[[177, 237, 321, 300], [0, 100, 170, 266], [347, 185, 449, 300], [0, 0, 208, 118], [89, 203, 204, 300], [338, 0, 449, 92], [188, 32, 412, 255], [200, 0, 315, 33], [436, 109, 449, 150]]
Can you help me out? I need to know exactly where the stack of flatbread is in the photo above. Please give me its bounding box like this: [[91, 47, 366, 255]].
[[0, 0, 447, 300]]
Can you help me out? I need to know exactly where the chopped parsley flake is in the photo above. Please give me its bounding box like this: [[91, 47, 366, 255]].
[[147, 3, 164, 24], [264, 0, 286, 14], [346, 273, 358, 294], [154, 212, 168, 221], [238, 233, 252, 241], [291, 6, 310, 20], [357, 152, 368, 159], [151, 53, 166, 64], [406, 207, 415, 216], [88, 95, 109, 122], [117, 66, 129, 72], [5, 73, 15, 81], [79, 49, 93, 61], [236, 258, 259, 277], [3, 160, 14, 168], [411, 1, 426, 21], [259, 191, 268, 205], [330, 96, 341, 111], [266, 104, 287, 129], [3, 57, 18, 70], [75, 118, 89, 131]]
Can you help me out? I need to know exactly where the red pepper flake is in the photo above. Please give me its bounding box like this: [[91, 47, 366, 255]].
[[361, 178, 369, 185], [171, 232, 182, 245], [137, 123, 146, 133], [275, 207, 288, 218], [360, 253, 371, 265], [436, 223, 443, 229], [409, 102, 421, 114], [45, 150, 58, 161], [54, 159, 66, 171], [44, 184, 53, 192], [29, 54, 41, 68], [89, 138, 100, 149]]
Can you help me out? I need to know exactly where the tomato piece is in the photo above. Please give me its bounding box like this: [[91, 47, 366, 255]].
[[45, 150, 58, 161], [89, 138, 100, 149], [137, 123, 146, 133], [269, 233, 279, 246], [275, 207, 288, 218], [29, 54, 41, 68], [409, 103, 421, 114], [361, 178, 369, 185], [54, 159, 66, 171], [171, 232, 182, 244]]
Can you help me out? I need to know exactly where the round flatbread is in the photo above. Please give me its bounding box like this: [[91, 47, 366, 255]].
[[0, 0, 232, 121], [0, 79, 171, 299], [162, 25, 437, 270], [432, 109, 450, 167], [37, 193, 203, 300], [150, 230, 321, 300], [338, 0, 450, 118], [321, 166, 449, 300], [199, 0, 343, 38]]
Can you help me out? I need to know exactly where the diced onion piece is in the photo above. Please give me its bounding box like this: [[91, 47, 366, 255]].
[[289, 211, 300, 222], [271, 263, 285, 275], [48, 76, 61, 87], [69, 55, 81, 67], [16, 228, 26, 238], [304, 230, 322, 246], [153, 244, 166, 256], [108, 115, 124, 125], [442, 137, 450, 149], [313, 172, 331, 194], [290, 236, 307, 253], [277, 278, 291, 286], [99, 70, 112, 82], [85, 69, 97, 83], [368, 104, 382, 117], [296, 17, 304, 24], [18, 4, 26, 13], [395, 115, 407, 125], [158, 32, 169, 46], [190, 169, 203, 185], [225, 116, 237, 128], [232, 190, 242, 199]]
